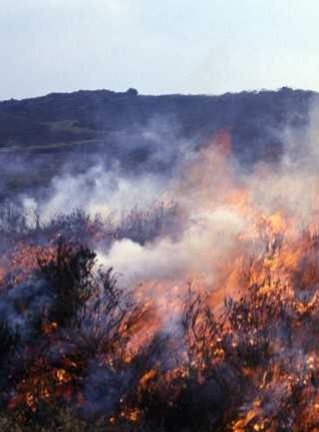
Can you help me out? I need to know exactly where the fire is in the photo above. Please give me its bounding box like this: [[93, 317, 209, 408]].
[[0, 243, 56, 285], [42, 321, 58, 334], [139, 369, 157, 387], [55, 368, 71, 384], [2, 127, 319, 430]]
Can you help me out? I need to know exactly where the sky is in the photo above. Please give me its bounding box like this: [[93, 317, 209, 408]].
[[0, 0, 319, 100]]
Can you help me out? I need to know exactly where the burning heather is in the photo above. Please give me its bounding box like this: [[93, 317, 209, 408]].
[[1, 102, 319, 432]]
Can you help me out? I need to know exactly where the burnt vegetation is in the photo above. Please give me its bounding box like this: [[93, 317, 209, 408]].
[[0, 205, 318, 431]]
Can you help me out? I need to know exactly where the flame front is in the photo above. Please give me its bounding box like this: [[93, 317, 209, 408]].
[[2, 128, 319, 431]]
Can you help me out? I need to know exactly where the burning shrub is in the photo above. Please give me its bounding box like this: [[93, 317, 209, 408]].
[[2, 183, 319, 431]]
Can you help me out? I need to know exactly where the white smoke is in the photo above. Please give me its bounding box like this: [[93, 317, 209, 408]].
[[98, 207, 245, 287], [98, 97, 319, 291], [19, 97, 319, 301], [38, 165, 166, 221]]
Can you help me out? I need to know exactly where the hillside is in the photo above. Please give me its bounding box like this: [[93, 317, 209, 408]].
[[0, 87, 316, 199]]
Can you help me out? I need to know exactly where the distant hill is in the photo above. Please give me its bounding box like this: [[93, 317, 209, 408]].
[[0, 87, 316, 199]]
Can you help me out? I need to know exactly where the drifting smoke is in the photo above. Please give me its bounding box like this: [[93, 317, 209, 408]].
[[16, 98, 319, 298], [38, 165, 166, 221], [95, 101, 319, 296], [2, 96, 319, 431], [100, 208, 244, 286], [26, 114, 196, 222], [0, 278, 52, 337]]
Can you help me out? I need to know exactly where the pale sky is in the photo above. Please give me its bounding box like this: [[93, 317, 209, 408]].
[[1, 0, 319, 100]]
